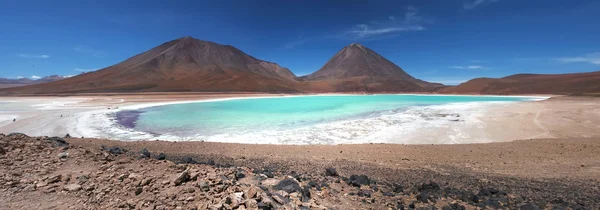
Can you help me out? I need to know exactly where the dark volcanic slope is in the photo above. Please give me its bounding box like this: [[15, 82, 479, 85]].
[[0, 75, 66, 89], [440, 71, 600, 94], [302, 43, 442, 92], [2, 37, 298, 94]]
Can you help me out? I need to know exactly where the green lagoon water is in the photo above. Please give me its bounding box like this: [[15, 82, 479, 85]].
[[114, 95, 543, 144]]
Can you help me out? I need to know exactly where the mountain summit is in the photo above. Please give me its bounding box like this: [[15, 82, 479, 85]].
[[4, 36, 298, 93], [303, 43, 442, 92]]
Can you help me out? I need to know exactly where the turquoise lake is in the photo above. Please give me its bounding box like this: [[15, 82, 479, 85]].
[[115, 95, 542, 144]]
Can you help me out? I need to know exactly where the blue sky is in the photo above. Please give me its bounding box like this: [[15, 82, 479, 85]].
[[1, 0, 599, 84]]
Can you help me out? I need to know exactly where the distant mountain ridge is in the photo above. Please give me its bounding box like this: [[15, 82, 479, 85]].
[[439, 71, 600, 94], [0, 75, 68, 89]]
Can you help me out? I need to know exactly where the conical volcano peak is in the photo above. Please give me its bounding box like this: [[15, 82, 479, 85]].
[[349, 43, 364, 47]]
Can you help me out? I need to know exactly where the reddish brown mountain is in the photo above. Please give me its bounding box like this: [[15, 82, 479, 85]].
[[2, 37, 298, 94], [301, 43, 443, 92], [0, 75, 67, 89], [440, 71, 600, 94]]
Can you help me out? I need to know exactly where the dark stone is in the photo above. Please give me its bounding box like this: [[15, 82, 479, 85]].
[[417, 192, 430, 203], [325, 167, 338, 176], [257, 201, 271, 210], [397, 203, 405, 210], [442, 203, 466, 210], [419, 182, 440, 192], [520, 203, 541, 210], [347, 175, 371, 187], [307, 180, 319, 188], [236, 172, 246, 179], [472, 194, 480, 203], [181, 156, 197, 164], [47, 137, 69, 147], [101, 145, 126, 155], [460, 191, 474, 203], [393, 184, 404, 193], [301, 185, 311, 201], [409, 202, 415, 209], [205, 159, 215, 165], [273, 178, 302, 193], [272, 193, 289, 204], [383, 192, 395, 197], [482, 199, 501, 209], [357, 189, 372, 197], [254, 169, 275, 178], [64, 133, 71, 138], [139, 148, 151, 158], [135, 187, 143, 195], [259, 185, 269, 192], [370, 185, 379, 192], [263, 171, 274, 178], [8, 133, 28, 138], [156, 153, 166, 160]]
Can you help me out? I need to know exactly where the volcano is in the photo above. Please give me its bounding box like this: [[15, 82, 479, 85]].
[[301, 43, 443, 92], [2, 36, 298, 94]]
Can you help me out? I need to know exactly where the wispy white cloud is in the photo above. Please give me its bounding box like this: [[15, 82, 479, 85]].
[[17, 54, 50, 59], [16, 76, 24, 79], [449, 65, 484, 70], [556, 53, 600, 65], [343, 6, 430, 40], [30, 75, 41, 79], [63, 75, 75, 78], [73, 45, 106, 57], [463, 0, 499, 10], [74, 68, 98, 72]]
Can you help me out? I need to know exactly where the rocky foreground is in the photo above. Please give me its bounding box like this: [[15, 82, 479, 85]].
[[0, 134, 594, 210]]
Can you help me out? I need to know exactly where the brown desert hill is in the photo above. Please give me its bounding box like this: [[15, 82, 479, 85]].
[[440, 71, 600, 95], [301, 43, 443, 92], [1, 36, 299, 94], [0, 75, 67, 89]]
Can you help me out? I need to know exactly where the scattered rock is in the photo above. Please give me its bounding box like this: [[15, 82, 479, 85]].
[[357, 189, 373, 197], [157, 153, 166, 160], [325, 168, 338, 176], [245, 199, 258, 209], [139, 148, 151, 158], [135, 187, 143, 195], [173, 170, 190, 186], [417, 192, 430, 203], [419, 182, 441, 192], [347, 175, 371, 187], [272, 192, 289, 205], [246, 186, 258, 199], [101, 145, 126, 155], [273, 178, 302, 193], [63, 184, 82, 192], [520, 203, 541, 210], [57, 152, 68, 159], [199, 181, 210, 192], [47, 137, 69, 147], [383, 192, 395, 197]]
